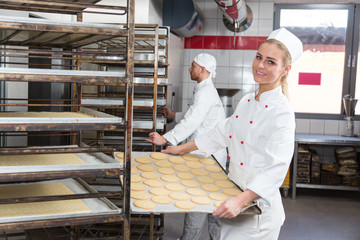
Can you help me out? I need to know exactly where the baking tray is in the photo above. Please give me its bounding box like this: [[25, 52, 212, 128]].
[[0, 67, 126, 85], [82, 97, 166, 107], [0, 107, 123, 131], [115, 151, 261, 215], [0, 145, 121, 183], [0, 178, 121, 226]]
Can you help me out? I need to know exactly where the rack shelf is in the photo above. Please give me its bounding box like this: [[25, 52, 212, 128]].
[[0, 0, 135, 239]]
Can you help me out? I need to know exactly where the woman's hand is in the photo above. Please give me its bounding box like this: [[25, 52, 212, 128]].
[[213, 189, 259, 218], [213, 196, 245, 218], [145, 132, 167, 145]]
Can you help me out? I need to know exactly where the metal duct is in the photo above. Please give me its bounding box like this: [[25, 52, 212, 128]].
[[215, 0, 252, 33], [163, 0, 203, 37]]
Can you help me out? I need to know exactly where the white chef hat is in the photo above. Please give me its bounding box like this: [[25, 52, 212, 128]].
[[193, 53, 217, 78], [267, 28, 303, 64]]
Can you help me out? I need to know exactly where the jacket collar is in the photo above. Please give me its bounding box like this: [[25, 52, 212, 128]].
[[194, 76, 213, 93], [255, 86, 283, 102]]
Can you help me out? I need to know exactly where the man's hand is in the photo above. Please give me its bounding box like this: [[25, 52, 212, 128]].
[[145, 132, 168, 146], [160, 106, 175, 120]]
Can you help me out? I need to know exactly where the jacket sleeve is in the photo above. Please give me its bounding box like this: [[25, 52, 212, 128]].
[[163, 89, 214, 145], [246, 113, 295, 207], [195, 117, 230, 156]]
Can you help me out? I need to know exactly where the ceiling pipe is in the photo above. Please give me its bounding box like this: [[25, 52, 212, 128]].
[[215, 0, 253, 47]]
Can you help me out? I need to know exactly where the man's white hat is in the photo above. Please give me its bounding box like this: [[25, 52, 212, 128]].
[[193, 53, 217, 78], [267, 28, 303, 63]]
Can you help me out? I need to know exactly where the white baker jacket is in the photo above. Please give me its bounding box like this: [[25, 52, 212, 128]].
[[163, 77, 227, 167], [195, 86, 295, 232]]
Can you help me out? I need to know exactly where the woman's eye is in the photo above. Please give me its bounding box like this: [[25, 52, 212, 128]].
[[256, 55, 261, 60], [268, 60, 275, 65]]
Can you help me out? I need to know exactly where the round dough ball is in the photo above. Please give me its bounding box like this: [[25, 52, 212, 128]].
[[191, 196, 212, 205], [150, 152, 168, 160], [181, 180, 200, 188], [174, 200, 196, 210], [185, 161, 203, 169], [131, 183, 146, 191], [173, 164, 190, 172], [201, 184, 220, 192], [134, 200, 156, 210], [131, 191, 150, 200], [149, 187, 170, 196], [176, 172, 194, 180], [196, 176, 214, 184], [137, 164, 156, 172], [143, 179, 163, 188], [157, 167, 176, 175], [160, 175, 180, 183], [151, 195, 173, 204], [215, 180, 235, 188], [182, 154, 200, 162], [200, 157, 216, 165], [140, 172, 160, 180], [154, 160, 172, 168], [185, 188, 206, 196], [204, 165, 223, 173], [164, 183, 185, 192], [135, 157, 153, 164], [210, 173, 228, 180], [168, 156, 185, 164], [169, 192, 190, 201], [208, 192, 228, 201]]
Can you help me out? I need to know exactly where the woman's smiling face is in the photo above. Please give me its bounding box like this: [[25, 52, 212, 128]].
[[252, 42, 289, 89]]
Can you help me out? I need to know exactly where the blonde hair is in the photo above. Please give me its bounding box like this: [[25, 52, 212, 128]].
[[260, 38, 292, 97]]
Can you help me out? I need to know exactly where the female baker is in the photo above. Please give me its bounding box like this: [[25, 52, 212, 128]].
[[162, 28, 303, 240]]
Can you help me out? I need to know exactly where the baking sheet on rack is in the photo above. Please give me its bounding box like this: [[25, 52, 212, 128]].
[[0, 149, 119, 174], [0, 178, 120, 224], [0, 107, 122, 124], [115, 151, 260, 215]]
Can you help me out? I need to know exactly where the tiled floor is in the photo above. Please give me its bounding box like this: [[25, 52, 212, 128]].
[[163, 189, 360, 240]]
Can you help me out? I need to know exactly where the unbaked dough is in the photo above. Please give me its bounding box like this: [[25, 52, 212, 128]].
[[150, 152, 167, 160], [131, 191, 151, 200], [182, 154, 200, 162], [168, 156, 185, 164], [185, 188, 206, 196], [135, 157, 153, 164], [0, 182, 90, 218], [151, 195, 173, 204], [157, 167, 176, 175], [137, 164, 156, 172], [185, 161, 203, 169], [143, 180, 163, 188], [200, 158, 216, 165], [173, 164, 190, 172], [133, 200, 156, 210], [154, 160, 172, 168], [140, 172, 160, 179], [169, 192, 190, 201], [191, 197, 211, 205], [0, 153, 86, 166], [176, 172, 194, 180], [174, 200, 196, 210]]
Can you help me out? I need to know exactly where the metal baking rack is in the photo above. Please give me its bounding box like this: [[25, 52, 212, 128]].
[[0, 0, 135, 239], [0, 144, 123, 183], [0, 107, 123, 132], [82, 25, 170, 152], [0, 178, 122, 231]]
